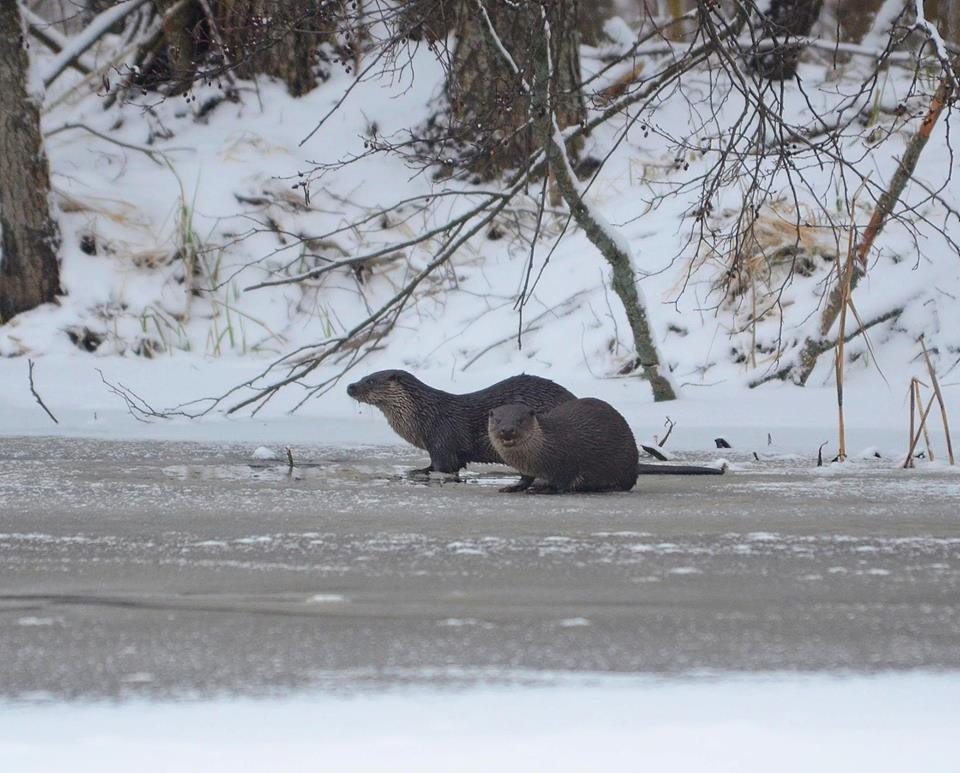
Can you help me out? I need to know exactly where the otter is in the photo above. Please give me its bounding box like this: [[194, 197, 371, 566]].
[[488, 398, 640, 493], [347, 370, 576, 474], [489, 398, 724, 493]]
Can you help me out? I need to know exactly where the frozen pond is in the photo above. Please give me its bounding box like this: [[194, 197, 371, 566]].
[[1, 436, 960, 701]]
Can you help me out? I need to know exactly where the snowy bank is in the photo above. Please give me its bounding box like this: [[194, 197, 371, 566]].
[[2, 672, 958, 772]]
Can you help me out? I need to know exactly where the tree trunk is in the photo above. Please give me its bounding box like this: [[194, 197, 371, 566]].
[[216, 0, 324, 96], [752, 0, 824, 79], [156, 0, 204, 95], [155, 1, 354, 97], [447, 0, 584, 179], [0, 0, 61, 323], [835, 0, 889, 43], [578, 0, 615, 45]]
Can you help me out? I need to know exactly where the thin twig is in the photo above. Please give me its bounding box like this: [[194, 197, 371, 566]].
[[914, 378, 935, 461], [97, 369, 170, 422], [27, 360, 59, 424], [920, 337, 955, 464], [44, 123, 192, 165], [903, 391, 937, 468]]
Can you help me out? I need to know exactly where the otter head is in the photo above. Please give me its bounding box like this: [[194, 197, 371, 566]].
[[346, 370, 414, 407], [488, 404, 537, 449]]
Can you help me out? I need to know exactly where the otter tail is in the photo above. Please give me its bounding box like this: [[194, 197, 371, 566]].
[[636, 462, 726, 476]]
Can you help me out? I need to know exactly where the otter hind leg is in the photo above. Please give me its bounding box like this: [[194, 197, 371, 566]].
[[500, 475, 535, 494]]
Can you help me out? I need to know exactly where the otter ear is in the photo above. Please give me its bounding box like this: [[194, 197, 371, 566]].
[[488, 410, 494, 418]]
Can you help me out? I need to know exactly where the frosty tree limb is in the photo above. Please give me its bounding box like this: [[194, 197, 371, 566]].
[[42, 0, 152, 89], [22, 8, 95, 77], [489, 5, 676, 400], [912, 0, 957, 90], [861, 0, 910, 51], [787, 54, 959, 385], [750, 308, 904, 388]]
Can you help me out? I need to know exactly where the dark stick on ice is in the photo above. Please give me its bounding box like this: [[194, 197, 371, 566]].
[[715, 438, 731, 449], [27, 359, 59, 424], [640, 444, 669, 461], [817, 442, 828, 467]]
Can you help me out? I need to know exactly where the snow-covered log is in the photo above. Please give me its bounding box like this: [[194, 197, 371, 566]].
[[42, 0, 151, 89], [22, 7, 95, 77]]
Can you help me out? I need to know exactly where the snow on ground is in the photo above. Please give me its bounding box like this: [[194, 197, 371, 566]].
[[2, 672, 958, 772], [2, 16, 959, 457]]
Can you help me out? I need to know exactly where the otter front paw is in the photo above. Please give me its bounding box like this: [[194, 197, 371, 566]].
[[499, 475, 534, 493]]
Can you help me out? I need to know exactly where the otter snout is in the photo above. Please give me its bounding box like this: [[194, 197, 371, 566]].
[[488, 404, 536, 447], [346, 381, 360, 398]]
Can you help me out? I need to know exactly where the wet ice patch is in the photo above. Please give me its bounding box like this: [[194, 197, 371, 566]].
[[120, 673, 154, 684], [307, 594, 347, 604], [747, 532, 781, 542], [446, 542, 486, 556], [439, 618, 493, 628], [232, 535, 281, 546]]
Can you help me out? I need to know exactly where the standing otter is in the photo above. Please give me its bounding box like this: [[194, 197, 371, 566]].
[[347, 370, 576, 474], [489, 399, 641, 493]]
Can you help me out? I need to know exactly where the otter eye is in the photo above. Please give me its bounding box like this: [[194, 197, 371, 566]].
[[527, 409, 535, 417], [488, 410, 493, 417], [388, 374, 399, 382]]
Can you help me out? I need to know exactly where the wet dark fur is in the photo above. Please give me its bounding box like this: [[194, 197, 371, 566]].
[[347, 369, 576, 474], [489, 398, 640, 494]]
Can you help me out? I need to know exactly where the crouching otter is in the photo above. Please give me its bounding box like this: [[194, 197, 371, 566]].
[[347, 370, 576, 474], [487, 397, 724, 492], [488, 398, 640, 493]]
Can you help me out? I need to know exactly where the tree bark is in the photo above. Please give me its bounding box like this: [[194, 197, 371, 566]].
[[155, 1, 353, 97], [447, 0, 584, 179], [156, 0, 204, 94], [835, 0, 889, 43], [0, 0, 61, 323], [216, 0, 323, 97], [752, 0, 824, 79], [578, 0, 615, 45]]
